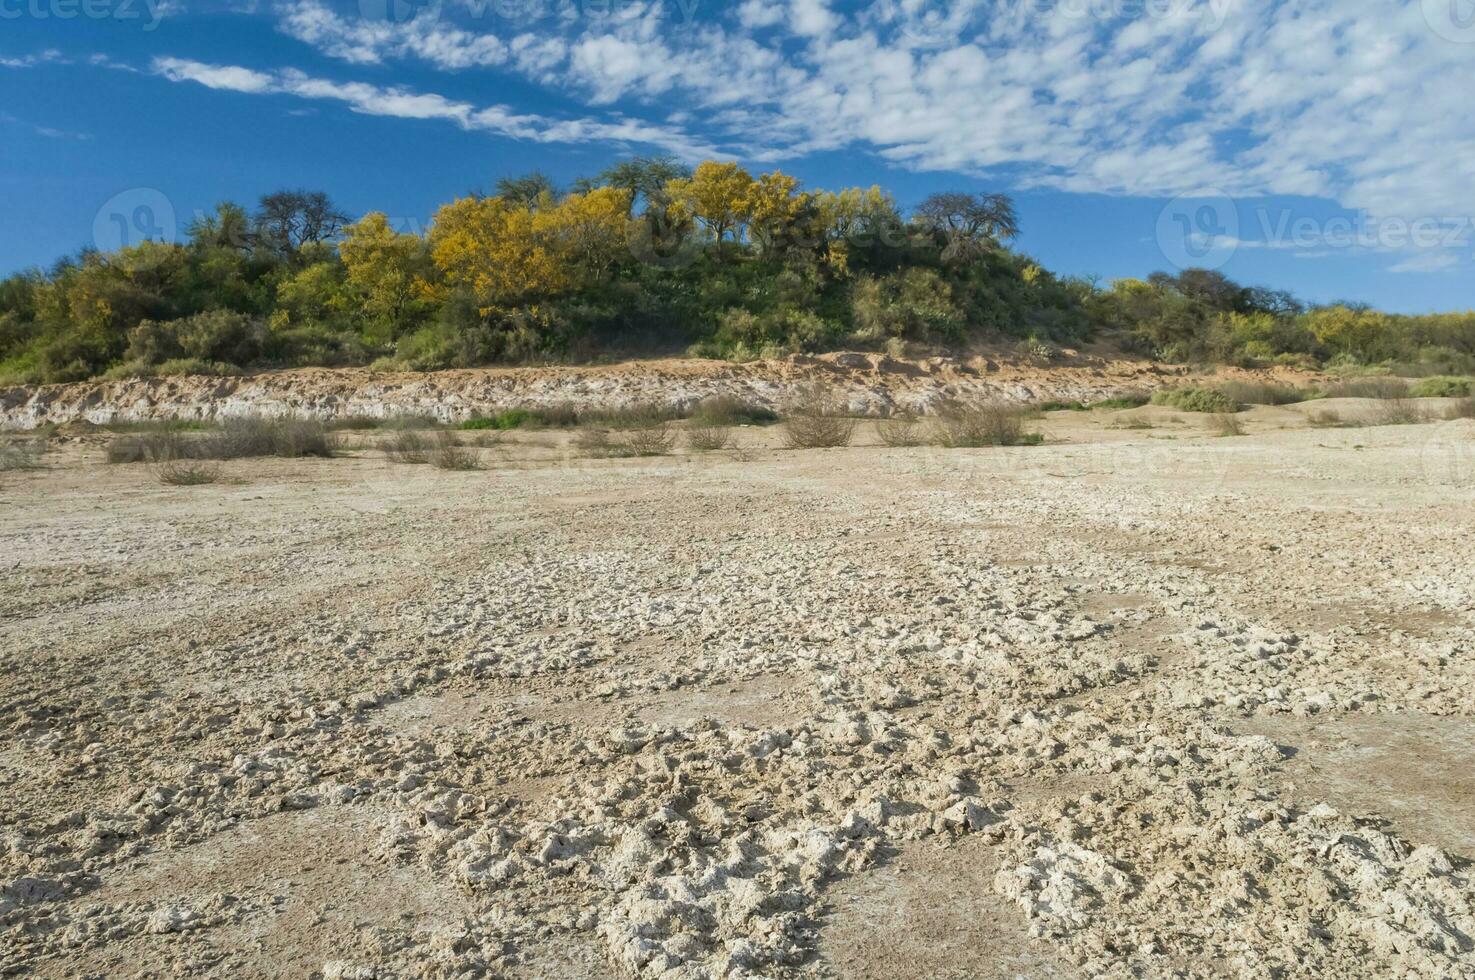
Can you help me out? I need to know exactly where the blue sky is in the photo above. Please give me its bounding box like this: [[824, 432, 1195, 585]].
[[2, 0, 1473, 313]]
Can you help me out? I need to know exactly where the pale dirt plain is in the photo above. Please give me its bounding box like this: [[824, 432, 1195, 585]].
[[4, 380, 1475, 979]]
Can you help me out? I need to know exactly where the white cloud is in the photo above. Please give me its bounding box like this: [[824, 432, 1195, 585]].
[[147, 56, 717, 159], [275, 1, 508, 69], [242, 0, 1475, 233], [1388, 251, 1462, 275]]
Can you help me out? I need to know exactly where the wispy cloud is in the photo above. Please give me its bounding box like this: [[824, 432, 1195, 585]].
[[263, 0, 1475, 230], [149, 56, 719, 159]]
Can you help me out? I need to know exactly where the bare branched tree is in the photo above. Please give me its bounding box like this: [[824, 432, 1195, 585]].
[[914, 191, 1019, 263]]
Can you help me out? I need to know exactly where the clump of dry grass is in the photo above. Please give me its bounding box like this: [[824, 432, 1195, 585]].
[[1373, 399, 1432, 426], [430, 431, 483, 470], [928, 398, 1042, 448], [1306, 408, 1346, 428], [384, 429, 430, 464], [574, 428, 615, 457], [109, 416, 336, 463], [0, 438, 47, 472], [875, 413, 924, 447], [1211, 413, 1245, 437], [1322, 376, 1410, 399], [155, 459, 220, 486], [611, 425, 677, 457], [1444, 397, 1475, 420], [782, 390, 857, 449], [686, 424, 733, 452]]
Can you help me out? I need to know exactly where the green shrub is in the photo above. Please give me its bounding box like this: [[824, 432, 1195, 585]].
[[1408, 376, 1472, 398], [1090, 394, 1151, 410], [690, 394, 777, 426], [1215, 381, 1312, 405], [1150, 387, 1241, 413]]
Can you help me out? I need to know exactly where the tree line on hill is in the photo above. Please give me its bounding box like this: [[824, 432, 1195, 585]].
[[2, 156, 1472, 386]]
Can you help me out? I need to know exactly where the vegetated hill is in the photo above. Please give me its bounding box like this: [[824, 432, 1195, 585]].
[[0, 343, 1327, 430], [3, 159, 1472, 392]]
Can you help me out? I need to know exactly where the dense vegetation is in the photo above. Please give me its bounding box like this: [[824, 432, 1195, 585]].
[[2, 157, 1473, 386]]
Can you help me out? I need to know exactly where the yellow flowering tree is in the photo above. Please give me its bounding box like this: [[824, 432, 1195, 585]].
[[339, 212, 429, 341]]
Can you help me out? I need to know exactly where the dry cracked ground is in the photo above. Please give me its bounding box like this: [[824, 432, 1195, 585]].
[[4, 405, 1475, 978]]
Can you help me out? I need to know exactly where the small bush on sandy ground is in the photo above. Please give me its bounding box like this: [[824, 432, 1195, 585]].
[[691, 394, 777, 426], [333, 414, 439, 431], [107, 427, 197, 464], [1216, 381, 1313, 405], [1374, 399, 1433, 426], [462, 409, 533, 430], [1212, 413, 1245, 436], [1150, 387, 1241, 413], [1409, 376, 1473, 398], [430, 432, 483, 470], [1445, 397, 1475, 420], [194, 417, 335, 460], [385, 430, 430, 464], [929, 399, 1042, 448], [609, 424, 677, 457], [155, 460, 220, 485], [1307, 409, 1346, 428], [0, 438, 45, 471], [686, 425, 733, 452], [1322, 376, 1409, 399], [574, 428, 614, 457], [875, 414, 924, 447], [782, 391, 857, 449], [1091, 393, 1152, 410]]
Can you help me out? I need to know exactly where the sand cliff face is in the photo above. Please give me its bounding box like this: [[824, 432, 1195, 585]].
[[0, 350, 1300, 429]]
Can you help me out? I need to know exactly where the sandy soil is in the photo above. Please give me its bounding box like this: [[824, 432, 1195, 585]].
[[3, 403, 1475, 979]]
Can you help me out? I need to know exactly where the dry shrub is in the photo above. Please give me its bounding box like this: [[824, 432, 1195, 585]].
[[1211, 413, 1245, 436], [929, 398, 1041, 448], [1373, 399, 1432, 426], [875, 414, 924, 447], [593, 403, 684, 430], [686, 424, 733, 452], [574, 428, 615, 457], [1307, 409, 1345, 428], [107, 429, 192, 464], [181, 416, 336, 460], [782, 390, 857, 449], [430, 431, 483, 470], [690, 394, 776, 426], [1322, 376, 1410, 399], [385, 429, 430, 464], [610, 425, 677, 457], [155, 460, 220, 486], [1444, 397, 1475, 420], [0, 438, 45, 471]]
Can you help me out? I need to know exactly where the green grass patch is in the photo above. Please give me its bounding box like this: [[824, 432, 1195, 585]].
[[1150, 387, 1241, 413]]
